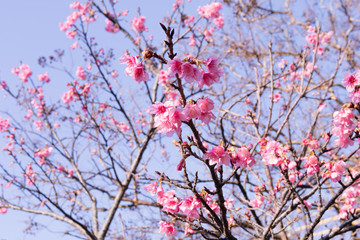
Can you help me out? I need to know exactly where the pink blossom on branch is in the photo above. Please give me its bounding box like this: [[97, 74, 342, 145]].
[[12, 64, 32, 83], [0, 116, 10, 132], [76, 66, 86, 80], [159, 221, 177, 237], [119, 54, 149, 83], [105, 12, 120, 33], [343, 71, 360, 93], [231, 147, 255, 168], [203, 145, 231, 166], [197, 2, 222, 19], [0, 204, 7, 214], [198, 56, 223, 88], [131, 16, 147, 33], [38, 72, 50, 83]]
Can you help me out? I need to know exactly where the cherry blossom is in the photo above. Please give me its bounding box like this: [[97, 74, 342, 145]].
[[203, 145, 231, 166]]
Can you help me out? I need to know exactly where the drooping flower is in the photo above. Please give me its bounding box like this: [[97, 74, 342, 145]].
[[131, 16, 147, 33], [159, 221, 177, 237], [203, 145, 231, 166], [119, 54, 149, 83], [231, 147, 255, 168]]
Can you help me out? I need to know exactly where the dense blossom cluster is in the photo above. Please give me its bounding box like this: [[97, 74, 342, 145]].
[[0, 117, 10, 133], [305, 26, 333, 55], [12, 64, 32, 83], [145, 182, 227, 237], [166, 56, 223, 88], [197, 2, 224, 29], [331, 108, 355, 148], [148, 96, 216, 136]]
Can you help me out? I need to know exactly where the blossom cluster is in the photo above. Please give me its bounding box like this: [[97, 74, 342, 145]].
[[119, 54, 149, 83], [305, 26, 333, 55], [167, 56, 223, 88], [12, 64, 32, 83], [331, 108, 355, 148], [197, 2, 224, 29], [59, 1, 92, 39], [145, 182, 223, 237], [148, 97, 215, 136]]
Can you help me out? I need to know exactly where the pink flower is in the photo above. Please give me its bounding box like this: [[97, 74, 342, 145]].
[[119, 54, 149, 83], [0, 117, 10, 132], [25, 164, 36, 186], [70, 1, 81, 9], [159, 221, 177, 237], [303, 155, 319, 175], [0, 81, 7, 90], [180, 62, 201, 83], [34, 147, 53, 158], [232, 147, 255, 168], [62, 87, 77, 104], [57, 164, 65, 172], [66, 30, 77, 39], [68, 169, 74, 178], [198, 56, 223, 88], [249, 194, 264, 208], [76, 66, 86, 80], [153, 105, 186, 137], [343, 71, 360, 93], [261, 140, 288, 166], [188, 35, 196, 46], [225, 197, 234, 209], [34, 120, 43, 131], [198, 111, 216, 124], [144, 182, 157, 196], [288, 161, 297, 170], [38, 72, 50, 83], [203, 145, 231, 166], [176, 158, 186, 171], [183, 103, 201, 121], [278, 59, 288, 69], [349, 89, 360, 104], [105, 13, 120, 33], [179, 196, 202, 219], [197, 97, 214, 113], [148, 102, 169, 115], [157, 190, 179, 213], [157, 70, 169, 85], [0, 204, 7, 214], [270, 92, 281, 103], [294, 198, 312, 209], [324, 161, 347, 182], [331, 108, 355, 148], [308, 139, 320, 150], [13, 64, 32, 83], [320, 31, 333, 44], [213, 16, 224, 28], [167, 58, 183, 77], [198, 2, 222, 19], [131, 16, 147, 33]]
